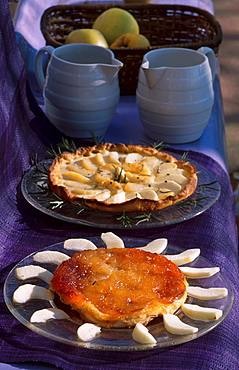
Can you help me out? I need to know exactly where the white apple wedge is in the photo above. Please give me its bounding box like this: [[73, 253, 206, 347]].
[[33, 251, 70, 265], [181, 304, 223, 321], [30, 308, 69, 323], [101, 232, 125, 249], [163, 314, 198, 335], [64, 238, 97, 251], [187, 286, 228, 300], [164, 249, 200, 266], [132, 323, 157, 344], [179, 266, 220, 278], [125, 152, 142, 164], [77, 323, 101, 342], [15, 265, 53, 284], [13, 284, 54, 304], [137, 238, 168, 254]]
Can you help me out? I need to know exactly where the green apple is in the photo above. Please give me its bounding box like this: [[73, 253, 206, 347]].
[[65, 29, 108, 48], [110, 33, 150, 48], [92, 8, 139, 46]]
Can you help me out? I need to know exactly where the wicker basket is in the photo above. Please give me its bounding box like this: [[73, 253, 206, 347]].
[[40, 3, 222, 95]]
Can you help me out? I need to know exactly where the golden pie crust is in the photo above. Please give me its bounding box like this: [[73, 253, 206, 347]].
[[48, 143, 198, 213], [50, 248, 188, 328]]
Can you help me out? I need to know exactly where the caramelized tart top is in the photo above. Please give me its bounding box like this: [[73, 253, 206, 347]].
[[50, 248, 187, 328]]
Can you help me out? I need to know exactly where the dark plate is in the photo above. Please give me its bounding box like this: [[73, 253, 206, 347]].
[[21, 157, 220, 229]]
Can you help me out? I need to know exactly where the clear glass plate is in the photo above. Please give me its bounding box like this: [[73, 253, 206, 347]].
[[21, 157, 221, 229], [4, 237, 234, 351]]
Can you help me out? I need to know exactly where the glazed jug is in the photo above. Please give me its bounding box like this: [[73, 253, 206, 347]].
[[136, 47, 216, 143], [35, 43, 123, 138]]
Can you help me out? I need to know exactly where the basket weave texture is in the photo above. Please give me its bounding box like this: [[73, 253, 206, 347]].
[[41, 4, 222, 95]]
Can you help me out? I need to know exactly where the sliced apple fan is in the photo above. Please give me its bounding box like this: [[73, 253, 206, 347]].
[[12, 233, 227, 343]]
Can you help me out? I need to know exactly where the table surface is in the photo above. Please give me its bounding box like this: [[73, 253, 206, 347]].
[[1, 1, 238, 370]]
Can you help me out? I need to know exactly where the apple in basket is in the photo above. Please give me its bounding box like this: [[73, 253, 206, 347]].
[[92, 7, 139, 46], [65, 29, 108, 48], [110, 33, 150, 48]]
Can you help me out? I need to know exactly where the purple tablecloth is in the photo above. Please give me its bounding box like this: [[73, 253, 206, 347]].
[[1, 1, 239, 369]]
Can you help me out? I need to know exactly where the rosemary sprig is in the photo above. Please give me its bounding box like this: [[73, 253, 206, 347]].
[[89, 131, 105, 145], [116, 211, 163, 227], [113, 166, 127, 183], [178, 196, 210, 209], [139, 140, 169, 151], [45, 138, 77, 158], [116, 211, 134, 227], [198, 180, 220, 193], [45, 144, 60, 159], [134, 212, 163, 225], [180, 152, 190, 162]]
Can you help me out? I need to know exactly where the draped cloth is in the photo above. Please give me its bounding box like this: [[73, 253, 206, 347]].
[[0, 1, 239, 369]]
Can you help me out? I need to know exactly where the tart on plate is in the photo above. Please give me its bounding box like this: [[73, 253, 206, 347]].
[[50, 247, 188, 328], [48, 143, 198, 213]]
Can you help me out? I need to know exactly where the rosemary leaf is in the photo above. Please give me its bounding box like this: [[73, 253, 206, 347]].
[[58, 137, 77, 153], [179, 196, 210, 209], [198, 180, 220, 193], [139, 140, 169, 151], [89, 131, 105, 145], [116, 211, 134, 227], [45, 138, 77, 159], [180, 152, 190, 163]]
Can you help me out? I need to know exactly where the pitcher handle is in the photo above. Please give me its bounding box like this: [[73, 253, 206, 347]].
[[34, 46, 54, 91], [197, 47, 216, 82]]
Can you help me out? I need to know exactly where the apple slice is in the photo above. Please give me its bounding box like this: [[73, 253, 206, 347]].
[[30, 308, 69, 323], [101, 232, 125, 249], [164, 249, 200, 266], [137, 238, 168, 254], [163, 314, 198, 335], [132, 323, 157, 344], [64, 238, 97, 251], [187, 286, 228, 300], [13, 284, 54, 304], [33, 251, 70, 265], [77, 323, 101, 342], [15, 265, 53, 284], [181, 304, 223, 321], [179, 266, 220, 278], [125, 152, 142, 164]]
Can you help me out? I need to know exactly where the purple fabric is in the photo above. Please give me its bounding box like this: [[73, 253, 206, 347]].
[[0, 1, 239, 369]]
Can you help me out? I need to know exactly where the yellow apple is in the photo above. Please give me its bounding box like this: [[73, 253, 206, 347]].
[[110, 33, 150, 48], [65, 29, 108, 48], [92, 8, 139, 46]]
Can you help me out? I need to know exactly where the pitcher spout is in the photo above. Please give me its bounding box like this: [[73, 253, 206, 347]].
[[141, 61, 167, 89], [99, 59, 123, 84]]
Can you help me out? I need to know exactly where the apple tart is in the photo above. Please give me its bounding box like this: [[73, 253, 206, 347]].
[[48, 143, 197, 213], [50, 247, 188, 328]]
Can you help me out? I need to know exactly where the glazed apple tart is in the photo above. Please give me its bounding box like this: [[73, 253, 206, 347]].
[[48, 143, 197, 213], [50, 247, 188, 328]]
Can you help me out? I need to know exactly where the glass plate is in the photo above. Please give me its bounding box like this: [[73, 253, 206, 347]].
[[21, 157, 221, 229], [4, 237, 234, 351]]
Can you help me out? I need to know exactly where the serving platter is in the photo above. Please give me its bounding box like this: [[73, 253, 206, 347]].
[[21, 157, 221, 229], [4, 237, 233, 351]]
